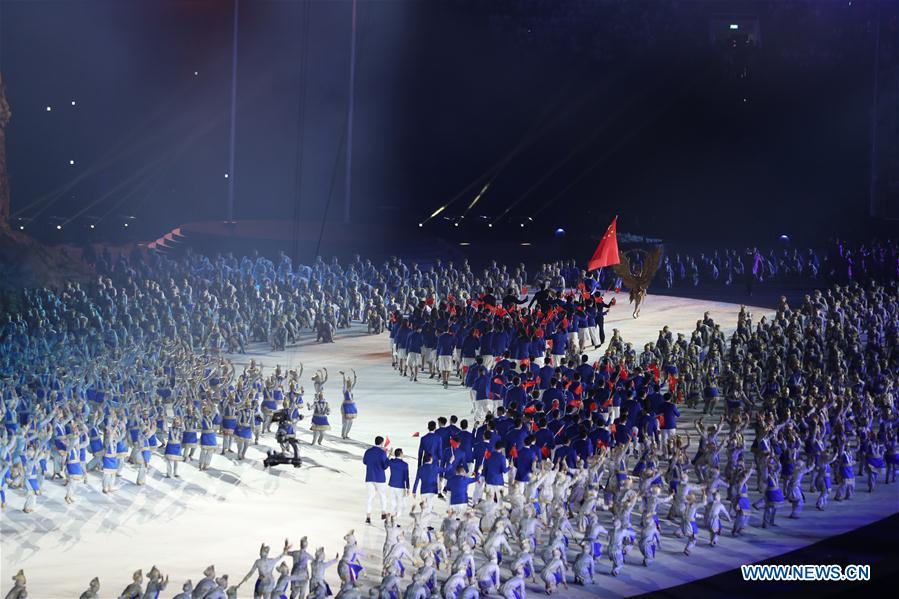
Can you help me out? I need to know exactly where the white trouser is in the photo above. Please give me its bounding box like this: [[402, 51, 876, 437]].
[[660, 428, 676, 445], [420, 493, 436, 516], [471, 479, 486, 504], [366, 481, 387, 515], [448, 502, 467, 516], [389, 486, 406, 515], [473, 399, 489, 421], [485, 483, 505, 501]]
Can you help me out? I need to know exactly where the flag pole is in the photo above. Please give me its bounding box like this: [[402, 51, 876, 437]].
[[603, 214, 619, 294]]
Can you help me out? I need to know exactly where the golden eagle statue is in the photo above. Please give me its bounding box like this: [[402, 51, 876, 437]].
[[612, 246, 663, 319]]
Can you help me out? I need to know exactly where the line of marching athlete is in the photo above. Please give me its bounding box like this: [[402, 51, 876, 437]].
[[388, 283, 614, 391]]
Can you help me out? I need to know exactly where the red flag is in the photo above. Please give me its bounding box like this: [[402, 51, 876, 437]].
[[411, 431, 420, 437], [588, 217, 620, 271], [384, 436, 391, 449]]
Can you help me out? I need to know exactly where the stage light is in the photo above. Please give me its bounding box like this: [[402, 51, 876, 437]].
[[46, 106, 52, 112], [779, 234, 789, 241], [18, 225, 24, 231], [521, 242, 531, 246], [454, 222, 459, 227], [466, 181, 491, 211], [71, 101, 76, 106], [124, 223, 129, 228], [90, 224, 95, 229], [56, 225, 62, 230], [224, 173, 229, 178], [488, 223, 493, 228], [194, 71, 199, 76], [459, 242, 470, 246], [69, 160, 75, 166], [555, 227, 565, 236], [729, 24, 739, 30], [418, 223, 423, 228], [520, 223, 525, 228]]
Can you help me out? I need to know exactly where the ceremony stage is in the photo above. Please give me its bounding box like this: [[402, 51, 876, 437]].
[[2, 292, 896, 598]]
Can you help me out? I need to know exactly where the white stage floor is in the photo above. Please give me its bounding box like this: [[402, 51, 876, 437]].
[[2, 292, 897, 598]]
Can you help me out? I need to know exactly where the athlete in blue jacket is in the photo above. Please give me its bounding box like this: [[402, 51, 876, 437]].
[[387, 447, 410, 517], [444, 465, 478, 510], [513, 436, 539, 483], [362, 436, 388, 523], [418, 421, 443, 467]]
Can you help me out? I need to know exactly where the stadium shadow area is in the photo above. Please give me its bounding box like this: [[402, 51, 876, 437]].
[[633, 512, 899, 599]]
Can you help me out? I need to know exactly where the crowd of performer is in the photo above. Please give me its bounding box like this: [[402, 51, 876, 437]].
[[2, 242, 896, 598], [360, 275, 896, 597], [657, 239, 896, 291], [532, 239, 897, 294], [0, 248, 537, 516]]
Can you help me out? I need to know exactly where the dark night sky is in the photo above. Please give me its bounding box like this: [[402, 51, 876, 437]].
[[0, 0, 889, 247]]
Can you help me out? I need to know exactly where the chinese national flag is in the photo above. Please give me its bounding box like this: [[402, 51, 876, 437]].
[[587, 217, 620, 271]]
